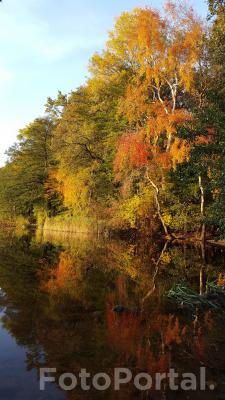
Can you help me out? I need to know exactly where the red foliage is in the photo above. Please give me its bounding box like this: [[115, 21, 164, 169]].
[[114, 133, 149, 172]]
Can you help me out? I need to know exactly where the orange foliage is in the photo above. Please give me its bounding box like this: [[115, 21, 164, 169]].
[[106, 305, 143, 358], [145, 103, 191, 147], [106, 306, 186, 375], [218, 274, 225, 287], [114, 105, 191, 174], [113, 2, 203, 181], [43, 252, 77, 294], [118, 84, 149, 124], [170, 137, 191, 169], [120, 4, 203, 92], [195, 129, 215, 145], [44, 167, 62, 200]]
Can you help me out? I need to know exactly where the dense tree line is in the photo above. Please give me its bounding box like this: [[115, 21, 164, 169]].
[[0, 0, 224, 239]]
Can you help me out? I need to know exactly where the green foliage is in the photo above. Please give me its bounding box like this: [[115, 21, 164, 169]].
[[0, 1, 224, 239], [167, 283, 220, 309]]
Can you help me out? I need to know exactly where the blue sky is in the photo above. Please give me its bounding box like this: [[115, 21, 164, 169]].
[[0, 0, 208, 165]]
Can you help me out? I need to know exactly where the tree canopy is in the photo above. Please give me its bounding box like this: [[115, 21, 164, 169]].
[[0, 0, 224, 239]]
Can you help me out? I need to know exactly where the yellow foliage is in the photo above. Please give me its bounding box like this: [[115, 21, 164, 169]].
[[116, 186, 154, 229], [15, 215, 29, 227], [160, 252, 171, 265], [33, 206, 47, 226], [53, 167, 92, 214], [170, 138, 191, 169], [162, 213, 173, 226]]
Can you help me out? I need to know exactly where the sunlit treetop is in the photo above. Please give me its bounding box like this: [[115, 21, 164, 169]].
[[107, 2, 203, 92], [110, 1, 203, 178]]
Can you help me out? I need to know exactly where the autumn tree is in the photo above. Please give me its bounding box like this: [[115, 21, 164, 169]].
[[109, 3, 203, 234], [165, 0, 225, 240], [197, 0, 225, 237], [2, 118, 59, 220], [0, 0, 224, 239], [47, 81, 126, 220]]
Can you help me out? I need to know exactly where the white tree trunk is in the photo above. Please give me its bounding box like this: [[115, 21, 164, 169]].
[[199, 175, 206, 242], [146, 172, 169, 236]]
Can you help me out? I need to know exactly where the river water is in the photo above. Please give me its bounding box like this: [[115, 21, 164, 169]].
[[0, 228, 225, 399]]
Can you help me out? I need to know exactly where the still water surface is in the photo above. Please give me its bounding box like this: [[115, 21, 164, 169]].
[[0, 229, 225, 399]]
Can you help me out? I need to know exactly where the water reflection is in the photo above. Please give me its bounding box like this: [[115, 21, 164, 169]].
[[0, 229, 225, 399]]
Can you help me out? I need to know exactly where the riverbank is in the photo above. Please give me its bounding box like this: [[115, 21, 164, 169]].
[[41, 215, 106, 235], [1, 217, 225, 248]]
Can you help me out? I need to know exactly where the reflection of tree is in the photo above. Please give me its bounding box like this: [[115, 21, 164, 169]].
[[142, 241, 170, 305], [0, 232, 225, 398], [106, 303, 225, 396], [0, 235, 61, 346]]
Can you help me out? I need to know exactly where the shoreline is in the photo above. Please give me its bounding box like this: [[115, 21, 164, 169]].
[[1, 221, 225, 248]]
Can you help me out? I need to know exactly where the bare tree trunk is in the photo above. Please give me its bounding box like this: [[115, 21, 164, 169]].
[[199, 266, 204, 296], [166, 133, 172, 152], [154, 188, 169, 236], [146, 172, 169, 236], [198, 175, 206, 242]]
